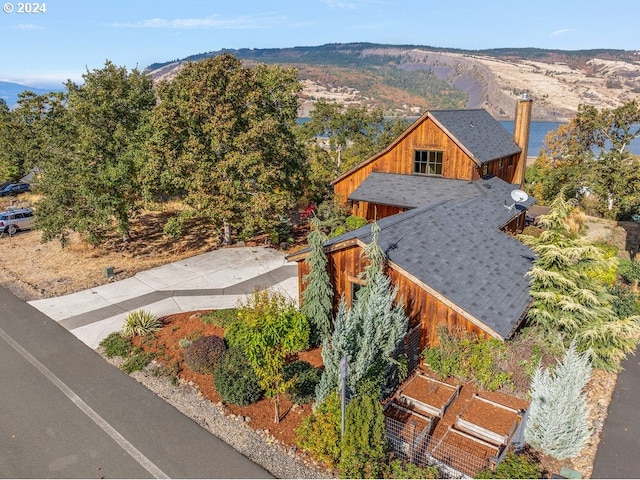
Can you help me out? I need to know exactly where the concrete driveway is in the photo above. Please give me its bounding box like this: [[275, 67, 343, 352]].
[[29, 247, 299, 349]]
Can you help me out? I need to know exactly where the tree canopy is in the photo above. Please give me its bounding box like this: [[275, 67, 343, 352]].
[[527, 100, 640, 220], [35, 61, 155, 245], [144, 54, 306, 242], [520, 192, 640, 370]]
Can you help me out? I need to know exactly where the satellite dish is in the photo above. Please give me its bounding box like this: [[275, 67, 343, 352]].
[[505, 189, 529, 212], [511, 189, 529, 203]]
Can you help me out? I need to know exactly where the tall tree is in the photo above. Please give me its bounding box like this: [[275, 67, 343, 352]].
[[528, 101, 640, 219], [36, 61, 155, 245], [525, 341, 592, 460], [0, 98, 18, 182], [145, 54, 305, 243], [315, 223, 408, 405], [301, 216, 333, 345], [301, 99, 410, 179], [521, 192, 640, 370]]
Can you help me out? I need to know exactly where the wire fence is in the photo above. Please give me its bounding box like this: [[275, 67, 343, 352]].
[[385, 415, 501, 478]]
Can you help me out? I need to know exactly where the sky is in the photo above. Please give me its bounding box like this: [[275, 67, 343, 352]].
[[1, 0, 638, 88]]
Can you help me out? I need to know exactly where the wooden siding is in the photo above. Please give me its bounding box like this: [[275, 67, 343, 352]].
[[334, 117, 478, 203], [297, 243, 491, 352], [352, 201, 404, 221], [483, 153, 521, 184]]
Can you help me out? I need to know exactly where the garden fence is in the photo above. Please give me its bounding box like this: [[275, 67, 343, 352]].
[[385, 415, 498, 478]]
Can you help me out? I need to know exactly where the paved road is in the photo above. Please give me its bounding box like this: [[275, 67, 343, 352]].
[[592, 348, 640, 479], [0, 286, 271, 478]]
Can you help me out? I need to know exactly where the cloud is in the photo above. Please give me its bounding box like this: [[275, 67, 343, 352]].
[[110, 13, 287, 30], [321, 0, 358, 9], [1, 71, 83, 88], [320, 0, 391, 9], [550, 28, 573, 37], [17, 23, 44, 30]]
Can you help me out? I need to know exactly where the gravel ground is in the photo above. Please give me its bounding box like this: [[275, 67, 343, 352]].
[[101, 353, 332, 479]]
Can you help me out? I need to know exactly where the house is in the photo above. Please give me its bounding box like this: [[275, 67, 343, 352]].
[[288, 97, 536, 366]]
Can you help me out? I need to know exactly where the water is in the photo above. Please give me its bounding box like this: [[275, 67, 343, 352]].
[[298, 117, 640, 157], [500, 121, 640, 157]]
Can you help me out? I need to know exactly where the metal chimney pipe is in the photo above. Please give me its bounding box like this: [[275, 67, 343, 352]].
[[513, 93, 533, 186]]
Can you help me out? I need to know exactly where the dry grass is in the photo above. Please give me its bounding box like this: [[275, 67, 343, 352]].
[[0, 207, 221, 301]]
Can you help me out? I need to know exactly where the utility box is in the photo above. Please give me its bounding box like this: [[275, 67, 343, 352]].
[[104, 266, 115, 278]]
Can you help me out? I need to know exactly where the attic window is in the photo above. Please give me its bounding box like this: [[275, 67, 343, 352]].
[[414, 150, 443, 176]]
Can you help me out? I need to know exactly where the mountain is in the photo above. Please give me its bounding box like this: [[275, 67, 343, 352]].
[[0, 81, 60, 108], [147, 43, 640, 121]]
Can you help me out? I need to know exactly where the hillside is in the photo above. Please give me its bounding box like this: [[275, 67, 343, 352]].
[[147, 43, 640, 121], [0, 81, 60, 108]]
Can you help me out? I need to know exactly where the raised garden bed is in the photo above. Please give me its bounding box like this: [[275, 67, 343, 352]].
[[384, 401, 436, 460], [397, 372, 460, 418], [455, 393, 521, 446], [430, 426, 502, 477]]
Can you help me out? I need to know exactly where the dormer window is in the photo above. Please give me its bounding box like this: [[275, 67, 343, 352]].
[[414, 150, 443, 176]]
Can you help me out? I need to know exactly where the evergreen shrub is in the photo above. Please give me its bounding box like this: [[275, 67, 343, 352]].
[[283, 360, 322, 404], [295, 391, 342, 469], [121, 347, 155, 373], [184, 335, 227, 375], [99, 332, 133, 357], [388, 459, 439, 479], [213, 347, 263, 405], [474, 451, 541, 479], [619, 258, 640, 284]]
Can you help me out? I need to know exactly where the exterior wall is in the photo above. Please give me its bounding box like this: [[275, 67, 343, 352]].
[[483, 153, 521, 184], [352, 201, 404, 221], [296, 244, 491, 352], [502, 211, 526, 234], [334, 117, 478, 203]]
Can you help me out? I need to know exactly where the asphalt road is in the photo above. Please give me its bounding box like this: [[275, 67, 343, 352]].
[[0, 286, 271, 479]]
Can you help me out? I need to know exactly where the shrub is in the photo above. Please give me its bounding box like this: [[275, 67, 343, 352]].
[[213, 347, 263, 405], [295, 391, 342, 469], [475, 451, 541, 479], [121, 310, 162, 338], [121, 347, 155, 374], [345, 215, 367, 231], [201, 308, 238, 328], [178, 337, 192, 349], [283, 361, 322, 404], [619, 258, 640, 285], [388, 459, 439, 479], [184, 335, 227, 375], [422, 330, 511, 391], [338, 393, 388, 479], [609, 284, 640, 318], [99, 332, 133, 357]]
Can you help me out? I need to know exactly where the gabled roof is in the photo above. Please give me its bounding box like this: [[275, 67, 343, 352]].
[[348, 172, 535, 213], [429, 109, 521, 165], [332, 108, 521, 185], [295, 176, 536, 339]]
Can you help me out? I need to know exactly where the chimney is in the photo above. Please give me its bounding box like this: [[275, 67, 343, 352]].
[[512, 93, 533, 186]]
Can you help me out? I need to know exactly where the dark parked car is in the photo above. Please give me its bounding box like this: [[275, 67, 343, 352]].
[[0, 183, 30, 197]]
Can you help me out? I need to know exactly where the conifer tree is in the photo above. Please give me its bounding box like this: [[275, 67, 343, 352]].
[[525, 341, 592, 459], [301, 217, 333, 345], [315, 222, 408, 405], [521, 192, 640, 370]]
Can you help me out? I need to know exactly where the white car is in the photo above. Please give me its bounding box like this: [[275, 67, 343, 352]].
[[0, 207, 34, 235]]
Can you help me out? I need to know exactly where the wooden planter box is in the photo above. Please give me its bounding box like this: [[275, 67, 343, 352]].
[[455, 394, 521, 446], [430, 426, 502, 477], [396, 372, 460, 418], [384, 401, 436, 460]]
